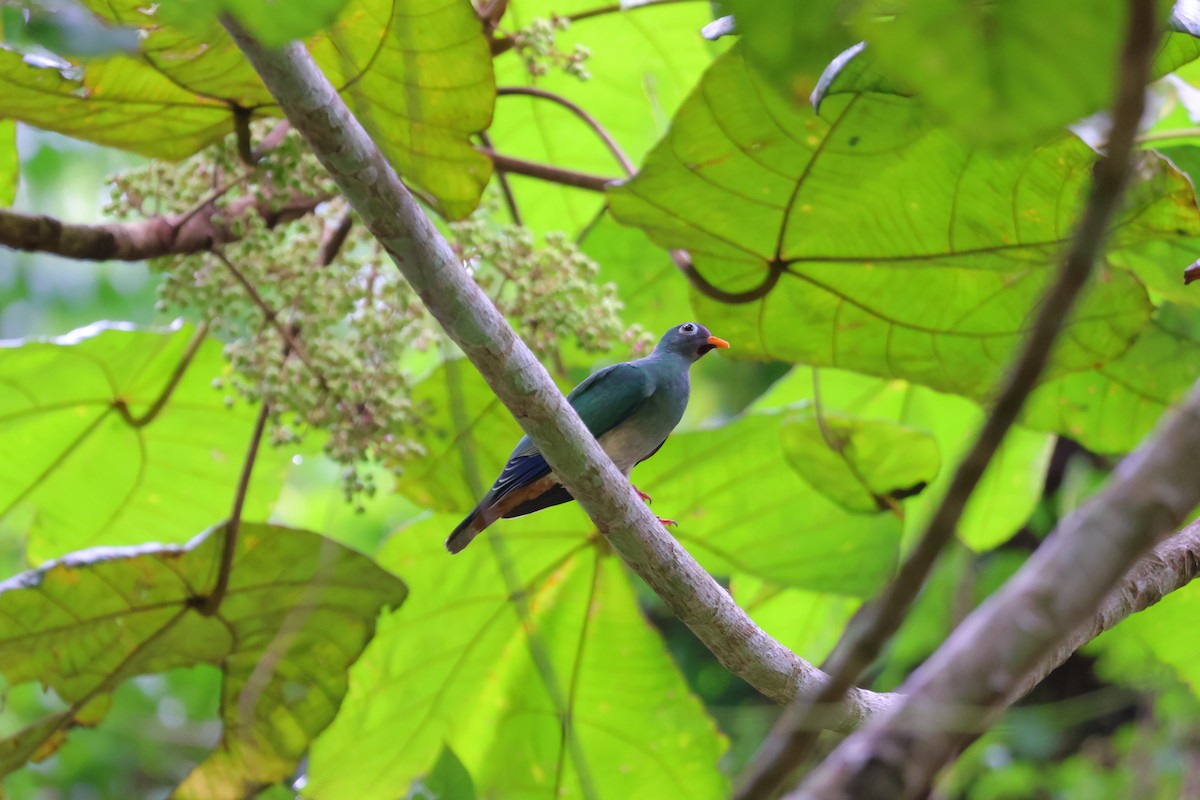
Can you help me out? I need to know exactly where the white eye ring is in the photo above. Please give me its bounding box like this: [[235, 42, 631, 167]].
[[681, 323, 696, 333]]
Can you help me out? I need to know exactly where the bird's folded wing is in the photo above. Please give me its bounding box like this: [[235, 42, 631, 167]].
[[495, 362, 654, 496]]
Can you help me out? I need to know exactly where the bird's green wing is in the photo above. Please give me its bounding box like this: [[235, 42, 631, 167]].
[[510, 363, 652, 458]]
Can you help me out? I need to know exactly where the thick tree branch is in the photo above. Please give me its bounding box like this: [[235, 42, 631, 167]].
[[795, 375, 1200, 799], [737, 2, 1158, 796], [219, 16, 899, 732], [0, 193, 326, 262]]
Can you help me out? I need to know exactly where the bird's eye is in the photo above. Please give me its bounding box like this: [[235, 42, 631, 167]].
[[681, 323, 696, 333]]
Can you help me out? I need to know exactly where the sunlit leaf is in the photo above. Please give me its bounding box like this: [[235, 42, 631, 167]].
[[757, 368, 1054, 551], [635, 410, 901, 593], [1024, 303, 1200, 454], [0, 523, 406, 796], [3, 0, 495, 217], [0, 118, 17, 206], [0, 324, 286, 563], [780, 409, 940, 513], [488, 0, 721, 232], [730, 575, 859, 662], [308, 513, 727, 799], [608, 46, 1196, 399]]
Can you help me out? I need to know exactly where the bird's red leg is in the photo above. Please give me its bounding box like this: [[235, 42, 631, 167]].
[[657, 517, 677, 527], [633, 485, 652, 504]]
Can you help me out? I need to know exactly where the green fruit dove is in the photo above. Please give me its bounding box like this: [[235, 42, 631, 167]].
[[446, 323, 731, 553]]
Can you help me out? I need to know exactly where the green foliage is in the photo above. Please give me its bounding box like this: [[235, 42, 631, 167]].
[[9, 1, 1200, 796], [0, 119, 16, 206], [780, 410, 940, 513], [407, 745, 477, 800], [309, 511, 728, 799], [608, 46, 1200, 401], [0, 324, 286, 563], [489, 0, 721, 233], [0, 0, 495, 217], [757, 368, 1053, 551], [0, 522, 406, 796]]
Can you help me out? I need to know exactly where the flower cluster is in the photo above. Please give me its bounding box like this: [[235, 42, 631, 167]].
[[509, 16, 591, 80], [105, 124, 639, 503]]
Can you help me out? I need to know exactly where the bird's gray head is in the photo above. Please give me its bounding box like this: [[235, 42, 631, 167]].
[[653, 322, 730, 362]]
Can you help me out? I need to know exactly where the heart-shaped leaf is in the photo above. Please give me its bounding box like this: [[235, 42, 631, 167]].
[[0, 523, 406, 797]]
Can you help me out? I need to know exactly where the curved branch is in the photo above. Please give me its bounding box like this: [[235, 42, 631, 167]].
[[670, 250, 782, 303], [497, 86, 635, 175], [480, 147, 617, 192]]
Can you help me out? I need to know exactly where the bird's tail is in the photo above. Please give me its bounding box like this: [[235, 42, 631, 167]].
[[445, 497, 500, 554]]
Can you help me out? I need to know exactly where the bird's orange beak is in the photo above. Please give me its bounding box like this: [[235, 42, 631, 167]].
[[707, 336, 730, 349]]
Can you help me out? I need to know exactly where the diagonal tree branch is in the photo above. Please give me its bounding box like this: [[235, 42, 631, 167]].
[[218, 14, 900, 733], [734, 1, 1159, 795]]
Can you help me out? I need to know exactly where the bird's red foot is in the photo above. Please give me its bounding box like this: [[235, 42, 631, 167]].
[[657, 517, 677, 527], [633, 486, 652, 504]]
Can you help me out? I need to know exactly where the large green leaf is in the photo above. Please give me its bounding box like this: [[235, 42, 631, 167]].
[[1024, 303, 1200, 454], [0, 523, 406, 796], [757, 368, 1054, 551], [488, 0, 720, 232], [780, 410, 940, 513], [0, 118, 16, 206], [308, 512, 727, 799], [632, 410, 901, 594], [607, 46, 1200, 399], [0, 324, 286, 563], [2, 0, 494, 217]]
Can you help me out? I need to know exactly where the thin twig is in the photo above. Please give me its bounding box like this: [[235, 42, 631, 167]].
[[670, 249, 783, 303], [735, 1, 1159, 796], [497, 86, 636, 175], [207, 249, 326, 386], [479, 131, 524, 225], [172, 120, 293, 232], [196, 400, 270, 616], [317, 211, 355, 266], [480, 147, 616, 192], [113, 323, 211, 429]]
